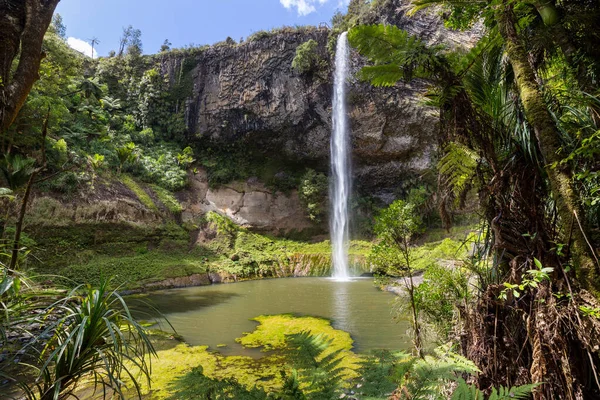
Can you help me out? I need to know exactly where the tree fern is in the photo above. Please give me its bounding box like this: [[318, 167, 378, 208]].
[[438, 142, 479, 202], [348, 25, 446, 85]]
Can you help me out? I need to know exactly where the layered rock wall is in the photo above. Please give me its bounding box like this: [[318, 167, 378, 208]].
[[157, 12, 465, 198]]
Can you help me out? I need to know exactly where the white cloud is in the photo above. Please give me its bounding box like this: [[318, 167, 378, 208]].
[[67, 37, 94, 58], [280, 0, 345, 16]]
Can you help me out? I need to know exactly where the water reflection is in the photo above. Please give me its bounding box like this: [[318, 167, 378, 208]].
[[332, 281, 352, 334], [142, 278, 413, 355]]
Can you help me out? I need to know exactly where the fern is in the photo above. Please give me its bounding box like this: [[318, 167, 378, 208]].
[[451, 378, 539, 399], [284, 331, 347, 398], [348, 25, 446, 85], [488, 384, 539, 400], [438, 142, 479, 203]]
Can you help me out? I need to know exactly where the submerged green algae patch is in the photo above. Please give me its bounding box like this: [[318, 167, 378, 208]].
[[112, 314, 363, 399], [238, 314, 355, 351]]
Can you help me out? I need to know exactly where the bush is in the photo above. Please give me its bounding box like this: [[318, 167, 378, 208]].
[[292, 39, 321, 74], [298, 169, 328, 222], [38, 171, 86, 194]]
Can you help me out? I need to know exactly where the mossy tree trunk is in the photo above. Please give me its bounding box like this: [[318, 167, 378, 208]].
[[497, 0, 599, 294]]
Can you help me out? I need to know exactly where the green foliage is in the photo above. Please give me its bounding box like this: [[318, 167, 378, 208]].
[[282, 331, 347, 399], [167, 366, 268, 400], [438, 143, 478, 203], [25, 279, 155, 400], [0, 187, 14, 201], [133, 143, 189, 191], [87, 153, 104, 170], [412, 264, 471, 338], [348, 25, 446, 86], [292, 39, 321, 74], [355, 350, 401, 397], [206, 211, 239, 238], [0, 154, 36, 190], [370, 200, 423, 275], [298, 169, 328, 222], [355, 345, 487, 399], [121, 174, 158, 211], [451, 379, 538, 400], [579, 305, 600, 319], [115, 142, 137, 173], [151, 184, 183, 214], [59, 247, 210, 289], [38, 171, 85, 195], [176, 146, 195, 167], [499, 258, 553, 300]]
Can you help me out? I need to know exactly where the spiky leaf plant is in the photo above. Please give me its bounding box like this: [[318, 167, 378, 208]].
[[26, 279, 156, 400]]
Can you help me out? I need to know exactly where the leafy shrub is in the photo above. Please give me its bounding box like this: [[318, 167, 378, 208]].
[[24, 279, 156, 399], [292, 39, 321, 74], [247, 30, 272, 42], [298, 169, 328, 222], [132, 143, 189, 191], [38, 171, 86, 194], [413, 264, 471, 338]]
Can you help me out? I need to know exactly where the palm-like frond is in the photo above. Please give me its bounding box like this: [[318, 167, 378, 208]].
[[0, 154, 36, 190], [348, 25, 447, 85]]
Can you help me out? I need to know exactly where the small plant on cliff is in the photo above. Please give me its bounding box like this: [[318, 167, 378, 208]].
[[299, 169, 328, 223], [292, 39, 322, 74], [115, 142, 137, 175], [86, 153, 104, 188]]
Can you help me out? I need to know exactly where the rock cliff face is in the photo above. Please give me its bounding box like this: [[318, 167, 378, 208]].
[[158, 1, 477, 199], [179, 169, 314, 232]]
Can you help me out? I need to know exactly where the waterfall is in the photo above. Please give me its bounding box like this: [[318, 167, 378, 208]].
[[330, 32, 351, 281]]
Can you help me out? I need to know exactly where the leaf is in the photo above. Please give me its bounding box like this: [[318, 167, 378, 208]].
[[534, 258, 543, 269]]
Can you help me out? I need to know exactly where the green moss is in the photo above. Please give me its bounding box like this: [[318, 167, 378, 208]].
[[27, 221, 190, 273], [151, 184, 183, 214], [239, 314, 352, 351], [121, 174, 158, 211], [114, 314, 362, 399], [59, 247, 214, 288]]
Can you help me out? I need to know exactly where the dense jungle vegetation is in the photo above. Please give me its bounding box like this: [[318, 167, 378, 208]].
[[1, 0, 600, 398]]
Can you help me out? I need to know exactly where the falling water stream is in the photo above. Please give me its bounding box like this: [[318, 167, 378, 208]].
[[330, 32, 351, 280]]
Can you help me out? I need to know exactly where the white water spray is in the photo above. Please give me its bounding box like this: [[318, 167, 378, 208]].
[[330, 32, 351, 281]]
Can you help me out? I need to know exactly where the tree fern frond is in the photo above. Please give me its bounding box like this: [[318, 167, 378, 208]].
[[438, 142, 479, 201], [349, 24, 446, 84], [451, 379, 484, 400], [359, 65, 406, 87], [488, 383, 539, 400]]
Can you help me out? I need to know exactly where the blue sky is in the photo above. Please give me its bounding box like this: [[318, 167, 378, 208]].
[[57, 0, 349, 57]]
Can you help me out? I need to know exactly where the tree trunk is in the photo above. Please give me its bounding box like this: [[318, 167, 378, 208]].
[[0, 0, 61, 135], [497, 0, 600, 294], [8, 170, 35, 271]]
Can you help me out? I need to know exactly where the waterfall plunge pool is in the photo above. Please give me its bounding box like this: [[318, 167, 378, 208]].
[[138, 277, 413, 356]]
